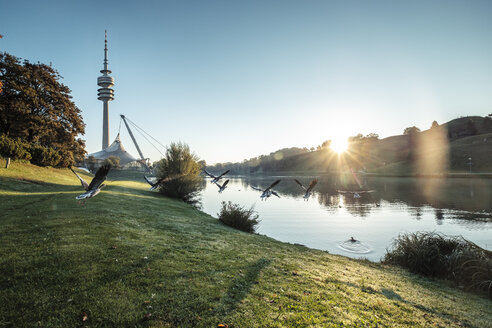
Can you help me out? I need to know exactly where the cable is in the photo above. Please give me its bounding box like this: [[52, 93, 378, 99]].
[[118, 117, 122, 134], [125, 117, 167, 150], [125, 119, 165, 157]]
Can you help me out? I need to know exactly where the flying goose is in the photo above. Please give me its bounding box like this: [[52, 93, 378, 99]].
[[143, 175, 175, 191], [251, 180, 281, 200], [214, 179, 229, 193], [144, 174, 183, 191], [294, 178, 318, 200], [203, 169, 230, 183], [72, 163, 111, 200]]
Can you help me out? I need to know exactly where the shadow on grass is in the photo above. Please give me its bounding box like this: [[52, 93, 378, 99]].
[[0, 176, 73, 193], [217, 258, 271, 316]]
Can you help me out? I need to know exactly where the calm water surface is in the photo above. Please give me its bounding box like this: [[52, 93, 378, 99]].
[[200, 176, 492, 261]]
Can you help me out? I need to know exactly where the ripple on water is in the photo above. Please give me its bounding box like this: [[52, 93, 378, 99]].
[[338, 239, 372, 254]]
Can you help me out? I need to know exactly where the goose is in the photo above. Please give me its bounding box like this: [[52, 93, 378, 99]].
[[203, 169, 230, 183], [72, 163, 111, 200], [294, 178, 318, 200], [214, 179, 229, 193], [350, 236, 358, 242], [144, 174, 183, 191], [251, 180, 281, 200], [144, 175, 172, 191]]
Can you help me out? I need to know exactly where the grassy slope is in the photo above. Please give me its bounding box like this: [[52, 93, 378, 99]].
[[0, 162, 491, 328]]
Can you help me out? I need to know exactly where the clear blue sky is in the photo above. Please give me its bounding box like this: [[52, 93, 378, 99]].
[[2, 0, 491, 164]]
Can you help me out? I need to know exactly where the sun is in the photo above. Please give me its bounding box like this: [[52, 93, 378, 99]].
[[331, 138, 348, 153]]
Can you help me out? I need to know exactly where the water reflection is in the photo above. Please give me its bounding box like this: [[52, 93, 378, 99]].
[[201, 176, 492, 261]]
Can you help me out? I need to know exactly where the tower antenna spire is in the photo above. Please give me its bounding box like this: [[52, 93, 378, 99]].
[[103, 30, 109, 73]]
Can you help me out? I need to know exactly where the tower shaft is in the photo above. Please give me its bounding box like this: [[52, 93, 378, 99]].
[[102, 102, 109, 149]]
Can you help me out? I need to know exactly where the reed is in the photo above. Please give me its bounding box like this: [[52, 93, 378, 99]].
[[384, 232, 492, 297], [218, 201, 260, 233]]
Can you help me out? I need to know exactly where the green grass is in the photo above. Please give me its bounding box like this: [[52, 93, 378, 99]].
[[1, 161, 491, 327]]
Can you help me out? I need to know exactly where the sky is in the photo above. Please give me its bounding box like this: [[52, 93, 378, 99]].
[[1, 0, 492, 164]]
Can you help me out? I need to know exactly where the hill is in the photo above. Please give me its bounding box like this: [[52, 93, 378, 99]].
[[0, 161, 491, 327], [208, 116, 492, 175]]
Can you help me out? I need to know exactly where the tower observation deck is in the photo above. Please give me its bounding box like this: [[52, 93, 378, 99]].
[[97, 30, 115, 149]]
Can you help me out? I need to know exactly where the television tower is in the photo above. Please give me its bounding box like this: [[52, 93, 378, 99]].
[[97, 30, 115, 149]]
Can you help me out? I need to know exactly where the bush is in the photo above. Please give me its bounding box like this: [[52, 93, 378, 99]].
[[384, 232, 492, 297], [154, 142, 204, 206], [218, 201, 260, 233], [0, 134, 32, 161], [103, 156, 120, 168]]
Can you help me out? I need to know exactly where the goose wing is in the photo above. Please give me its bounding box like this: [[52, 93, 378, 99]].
[[222, 179, 230, 188], [217, 169, 230, 179], [88, 163, 111, 190], [203, 170, 216, 179], [70, 167, 90, 190], [271, 191, 280, 198], [144, 175, 155, 187], [265, 179, 281, 192], [306, 179, 318, 193], [294, 179, 306, 191], [250, 186, 263, 192]]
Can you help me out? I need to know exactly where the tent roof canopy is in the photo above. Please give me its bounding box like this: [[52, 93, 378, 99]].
[[88, 134, 138, 166]]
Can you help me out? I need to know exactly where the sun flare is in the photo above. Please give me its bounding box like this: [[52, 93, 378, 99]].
[[331, 138, 348, 153]]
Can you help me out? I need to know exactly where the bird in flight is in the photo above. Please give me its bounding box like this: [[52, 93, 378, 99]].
[[144, 174, 183, 191], [251, 180, 281, 200], [214, 179, 229, 193], [294, 178, 318, 201], [71, 164, 111, 201], [203, 169, 230, 183]]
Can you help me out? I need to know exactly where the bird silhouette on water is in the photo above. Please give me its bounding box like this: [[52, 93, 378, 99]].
[[71, 163, 111, 201]]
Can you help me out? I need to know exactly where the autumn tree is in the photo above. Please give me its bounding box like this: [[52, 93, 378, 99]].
[[0, 52, 85, 166]]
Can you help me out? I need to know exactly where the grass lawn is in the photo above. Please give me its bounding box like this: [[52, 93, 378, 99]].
[[0, 161, 491, 327]]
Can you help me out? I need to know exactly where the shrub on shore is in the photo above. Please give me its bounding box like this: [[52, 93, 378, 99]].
[[218, 201, 260, 233], [384, 232, 492, 297], [154, 142, 204, 206]]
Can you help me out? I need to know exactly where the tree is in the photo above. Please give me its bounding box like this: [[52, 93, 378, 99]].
[[0, 52, 85, 167], [154, 142, 204, 206], [403, 126, 421, 135], [431, 120, 439, 129], [321, 140, 332, 149], [364, 133, 379, 141]]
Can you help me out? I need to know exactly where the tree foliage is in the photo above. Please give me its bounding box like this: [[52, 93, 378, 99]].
[[0, 52, 85, 166], [155, 142, 204, 206], [103, 155, 120, 168], [403, 126, 421, 135]]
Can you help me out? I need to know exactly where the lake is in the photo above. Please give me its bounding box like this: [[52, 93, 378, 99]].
[[200, 175, 492, 261]]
